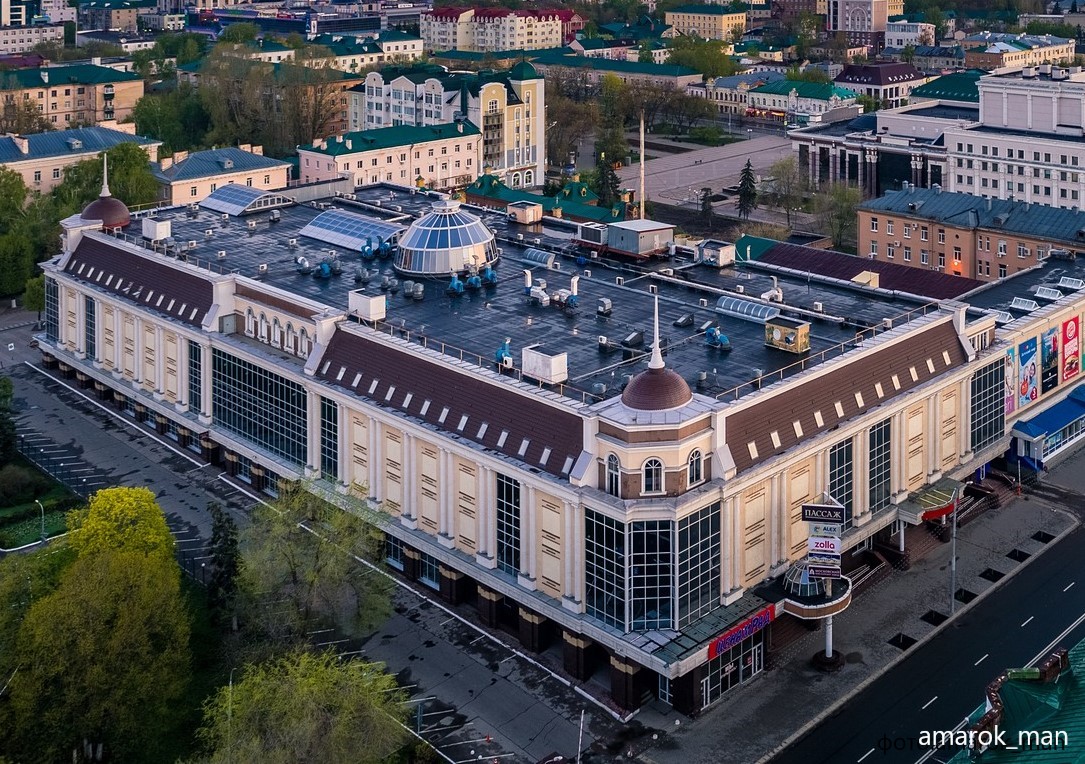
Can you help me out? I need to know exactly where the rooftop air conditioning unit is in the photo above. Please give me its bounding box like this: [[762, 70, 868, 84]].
[[205, 229, 213, 237], [257, 263, 268, 274], [247, 220, 257, 230], [813, 301, 824, 312], [734, 285, 745, 294], [187, 240, 197, 249], [288, 238, 298, 247], [217, 250, 227, 259], [221, 213, 229, 221]]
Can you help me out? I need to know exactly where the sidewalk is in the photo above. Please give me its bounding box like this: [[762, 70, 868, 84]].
[[631, 492, 1078, 764]]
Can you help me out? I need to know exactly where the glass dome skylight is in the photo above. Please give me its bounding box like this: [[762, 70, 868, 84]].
[[394, 200, 498, 277]]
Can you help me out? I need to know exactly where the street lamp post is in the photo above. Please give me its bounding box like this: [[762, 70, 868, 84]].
[[228, 667, 236, 764], [747, 128, 753, 141], [34, 499, 45, 544]]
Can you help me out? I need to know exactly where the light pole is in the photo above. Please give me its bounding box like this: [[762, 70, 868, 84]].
[[228, 667, 236, 764], [34, 499, 45, 544], [747, 128, 753, 141]]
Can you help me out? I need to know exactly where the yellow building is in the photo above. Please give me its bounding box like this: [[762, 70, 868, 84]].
[[665, 4, 747, 41], [41, 183, 1083, 719], [0, 63, 144, 127], [0, 125, 159, 193], [151, 145, 291, 205]]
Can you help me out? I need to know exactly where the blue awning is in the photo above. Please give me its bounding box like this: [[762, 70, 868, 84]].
[[1012, 386, 1085, 440]]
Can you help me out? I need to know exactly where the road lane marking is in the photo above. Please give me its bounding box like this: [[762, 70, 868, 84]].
[[1065, 582, 1076, 592], [858, 748, 875, 762], [975, 653, 989, 666], [1022, 616, 1035, 627], [1030, 608, 1085, 666], [922, 695, 938, 710]]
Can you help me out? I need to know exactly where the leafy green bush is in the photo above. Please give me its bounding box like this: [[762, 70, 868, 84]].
[[0, 464, 51, 507]]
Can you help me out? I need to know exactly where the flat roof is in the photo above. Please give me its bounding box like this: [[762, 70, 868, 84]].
[[108, 184, 961, 403]]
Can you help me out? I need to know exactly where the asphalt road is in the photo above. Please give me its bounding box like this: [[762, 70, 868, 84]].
[[771, 520, 1085, 764]]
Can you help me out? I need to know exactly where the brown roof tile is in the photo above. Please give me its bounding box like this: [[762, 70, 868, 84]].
[[318, 328, 585, 477], [725, 318, 967, 474], [65, 235, 215, 327]]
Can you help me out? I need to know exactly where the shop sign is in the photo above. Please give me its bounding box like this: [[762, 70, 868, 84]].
[[809, 523, 842, 537], [801, 503, 845, 523], [707, 605, 775, 660], [809, 565, 843, 579], [808, 536, 842, 555]]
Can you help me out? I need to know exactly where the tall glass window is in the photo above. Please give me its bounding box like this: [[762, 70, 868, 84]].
[[971, 359, 1005, 452], [418, 552, 440, 590], [829, 439, 854, 528], [677, 502, 721, 627], [643, 458, 663, 494], [495, 472, 521, 575], [687, 450, 703, 485], [211, 349, 307, 466], [384, 534, 405, 571], [606, 454, 620, 497], [868, 419, 892, 513], [585, 509, 625, 630], [320, 396, 339, 481], [83, 295, 95, 359], [188, 342, 202, 414], [630, 521, 673, 631], [44, 277, 59, 342]]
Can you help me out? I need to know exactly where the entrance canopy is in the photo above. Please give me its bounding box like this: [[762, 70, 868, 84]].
[[897, 477, 963, 524], [1012, 384, 1085, 441]]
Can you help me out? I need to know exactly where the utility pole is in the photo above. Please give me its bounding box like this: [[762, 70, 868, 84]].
[[949, 488, 960, 614]]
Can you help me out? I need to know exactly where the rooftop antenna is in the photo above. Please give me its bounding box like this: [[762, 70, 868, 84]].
[[639, 110, 646, 220], [101, 153, 111, 198], [649, 294, 664, 370]]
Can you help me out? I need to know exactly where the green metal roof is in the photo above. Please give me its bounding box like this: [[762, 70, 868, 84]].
[[0, 63, 140, 90], [909, 69, 984, 103], [733, 235, 778, 261], [531, 52, 698, 77], [750, 79, 856, 101], [467, 172, 625, 223], [947, 641, 1085, 763], [300, 122, 480, 156]]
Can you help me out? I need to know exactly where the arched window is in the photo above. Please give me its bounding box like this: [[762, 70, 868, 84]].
[[511, 172, 522, 188], [244, 308, 255, 337], [606, 454, 621, 497], [688, 450, 703, 486], [298, 329, 311, 356], [272, 318, 282, 347], [643, 458, 663, 494], [284, 323, 295, 352], [524, 170, 534, 187], [258, 312, 268, 341]]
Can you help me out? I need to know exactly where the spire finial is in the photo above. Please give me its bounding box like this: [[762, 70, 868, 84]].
[[649, 295, 664, 370], [101, 153, 111, 198]]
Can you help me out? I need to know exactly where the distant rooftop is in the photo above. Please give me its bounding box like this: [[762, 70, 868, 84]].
[[0, 126, 158, 164], [0, 63, 140, 89], [300, 122, 481, 156], [909, 69, 985, 103], [151, 147, 290, 183]]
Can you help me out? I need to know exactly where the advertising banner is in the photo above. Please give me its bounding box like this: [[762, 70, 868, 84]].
[[707, 605, 775, 660], [1063, 317, 1080, 383], [1005, 347, 1016, 416], [1041, 326, 1060, 394], [809, 566, 843, 579], [801, 503, 846, 524], [1019, 337, 1039, 408], [808, 536, 843, 556], [809, 523, 842, 537]]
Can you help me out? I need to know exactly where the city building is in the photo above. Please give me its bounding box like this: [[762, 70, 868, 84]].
[[530, 52, 702, 89], [75, 31, 158, 52], [664, 5, 747, 41], [306, 31, 425, 71], [297, 121, 481, 191], [826, 0, 888, 50], [139, 11, 184, 30], [769, 0, 828, 26], [0, 64, 145, 127], [78, 0, 157, 33], [0, 124, 159, 192], [351, 61, 543, 189], [687, 71, 786, 117], [39, 0, 77, 23], [151, 146, 291, 205], [419, 8, 575, 53], [747, 78, 858, 123], [40, 177, 1039, 718], [881, 45, 965, 71], [834, 61, 928, 109], [0, 22, 63, 53], [465, 170, 634, 223], [858, 186, 1085, 281], [884, 19, 935, 49], [961, 32, 1074, 70]]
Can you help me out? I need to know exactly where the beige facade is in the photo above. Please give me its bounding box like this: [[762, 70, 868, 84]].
[[153, 146, 291, 205], [0, 23, 63, 53], [0, 126, 160, 193], [420, 8, 565, 53], [963, 37, 1074, 70], [297, 123, 481, 190], [0, 66, 144, 127], [664, 7, 746, 41]]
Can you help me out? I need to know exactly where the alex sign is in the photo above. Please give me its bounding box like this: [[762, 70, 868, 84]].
[[801, 503, 846, 524], [808, 535, 842, 555], [809, 523, 842, 537], [707, 605, 775, 660]]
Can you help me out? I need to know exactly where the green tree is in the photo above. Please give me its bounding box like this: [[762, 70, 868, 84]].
[[856, 93, 882, 113], [0, 544, 77, 683], [667, 36, 739, 79], [207, 501, 240, 617], [638, 38, 654, 63], [218, 22, 260, 44], [68, 485, 175, 560], [786, 65, 832, 83], [900, 44, 917, 63], [0, 376, 15, 466], [197, 651, 406, 764], [593, 155, 622, 208], [50, 143, 160, 219], [0, 91, 52, 135], [737, 159, 758, 220], [767, 155, 804, 228], [238, 483, 391, 646], [4, 550, 191, 762], [701, 187, 714, 229], [545, 92, 596, 169], [814, 182, 862, 248], [0, 233, 34, 297], [131, 84, 211, 153], [22, 274, 44, 322]]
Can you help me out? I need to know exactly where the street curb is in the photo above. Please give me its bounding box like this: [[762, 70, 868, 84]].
[[751, 500, 1081, 764], [0, 531, 69, 554]]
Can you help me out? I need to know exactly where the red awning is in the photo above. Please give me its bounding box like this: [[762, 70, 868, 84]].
[[919, 485, 960, 521]]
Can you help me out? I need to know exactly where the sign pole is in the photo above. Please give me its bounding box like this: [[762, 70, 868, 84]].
[[949, 493, 958, 615], [825, 615, 833, 659]]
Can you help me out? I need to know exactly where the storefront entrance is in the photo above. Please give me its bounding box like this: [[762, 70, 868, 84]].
[[701, 630, 765, 709]]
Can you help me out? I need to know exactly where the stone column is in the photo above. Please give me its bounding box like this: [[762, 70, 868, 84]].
[[401, 433, 416, 520], [153, 325, 165, 400], [609, 655, 642, 711], [518, 607, 548, 653], [439, 564, 465, 605], [437, 448, 454, 548], [563, 632, 594, 680], [305, 390, 320, 479], [475, 466, 495, 568], [477, 585, 501, 627], [133, 317, 144, 385], [517, 484, 536, 590], [199, 342, 212, 425]]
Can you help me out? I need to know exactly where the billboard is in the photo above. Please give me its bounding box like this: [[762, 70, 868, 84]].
[[808, 536, 843, 556], [801, 503, 846, 524], [1019, 337, 1039, 408], [1005, 347, 1016, 416], [1041, 326, 1060, 394], [809, 566, 843, 579], [1063, 317, 1080, 383]]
